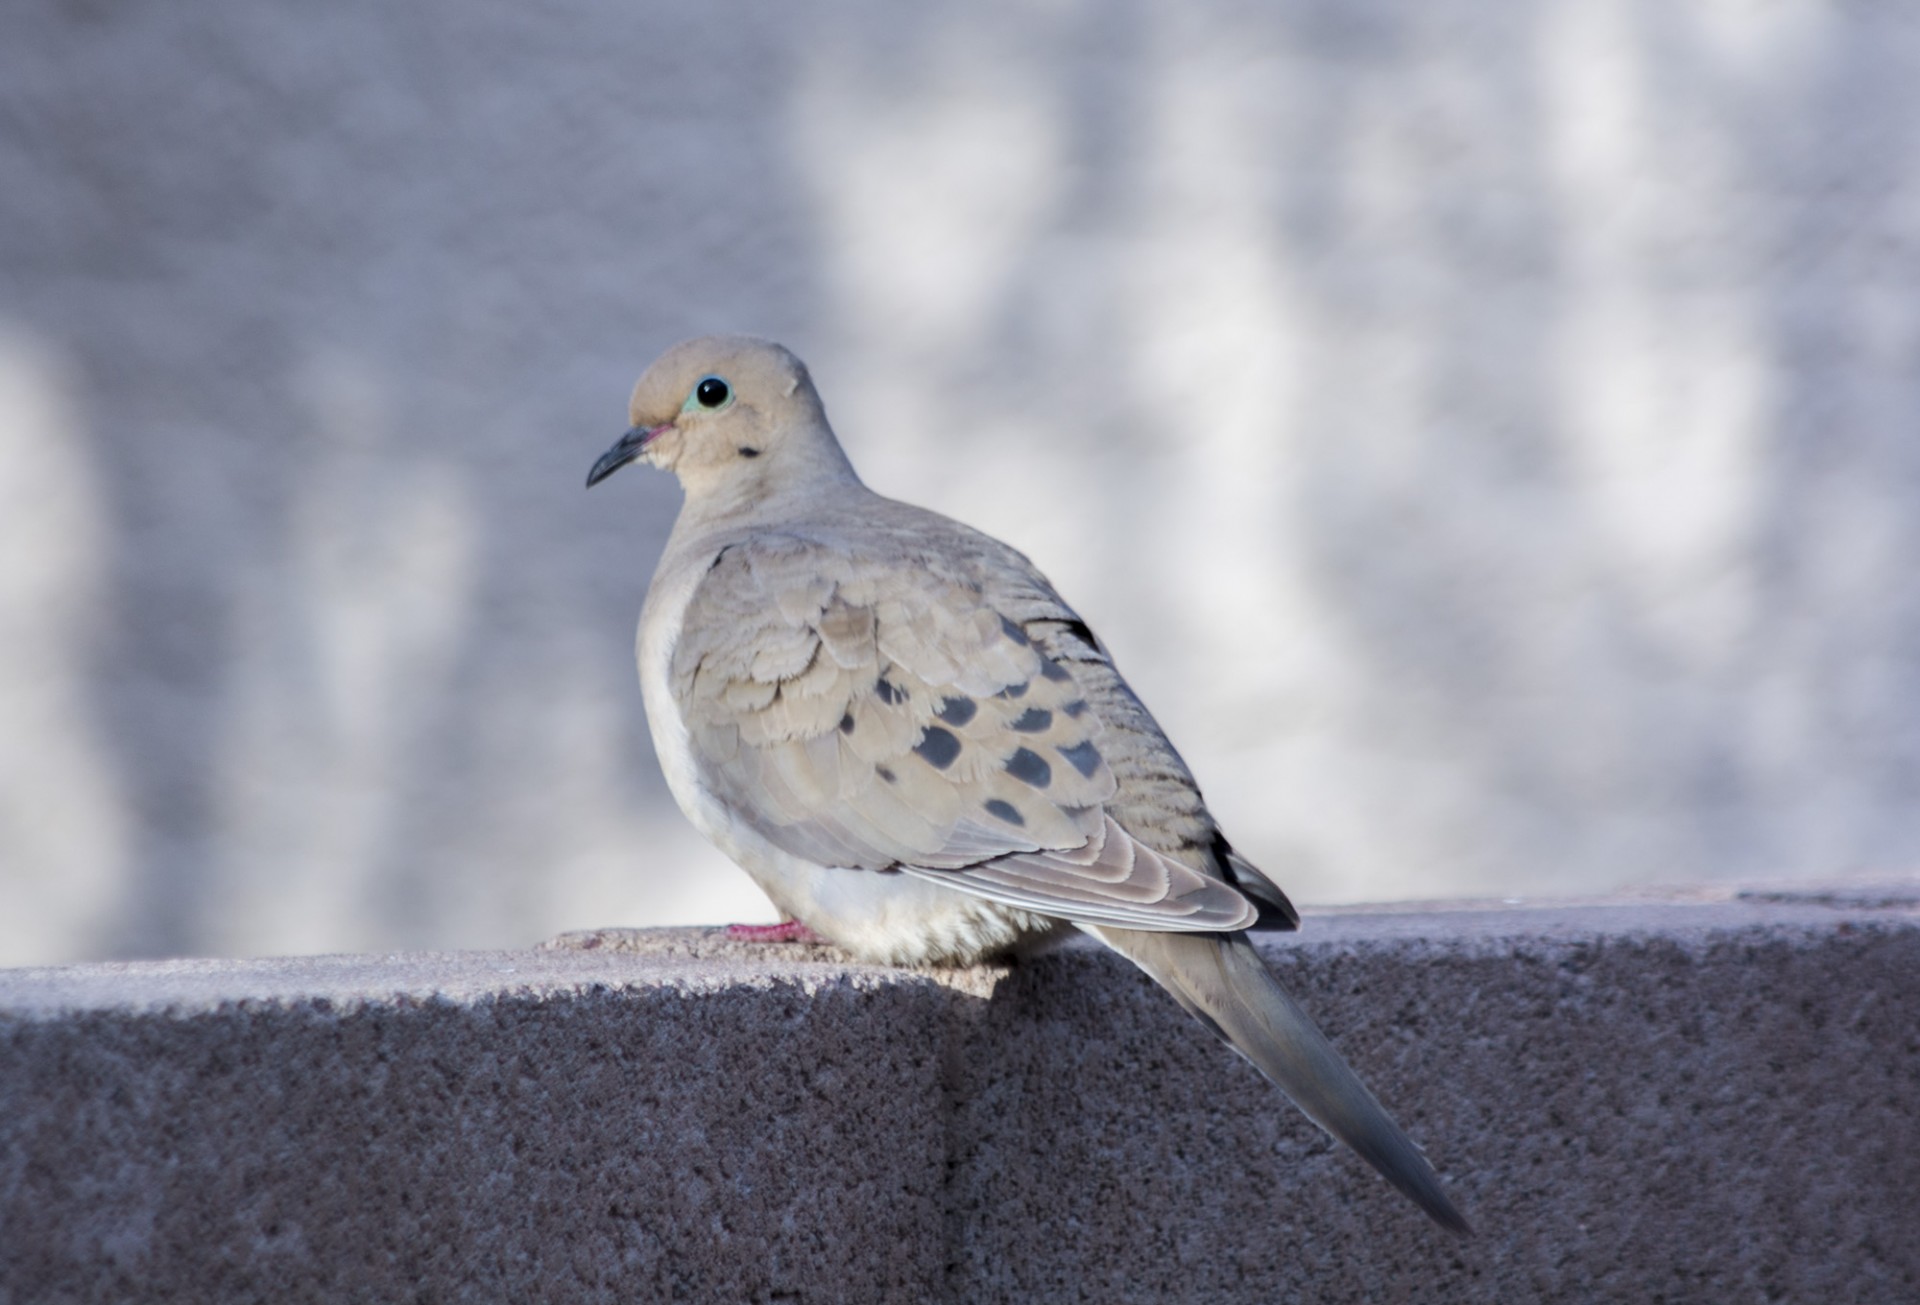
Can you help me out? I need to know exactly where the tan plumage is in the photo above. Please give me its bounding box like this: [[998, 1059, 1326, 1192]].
[[670, 539, 1257, 929], [589, 335, 1470, 1235]]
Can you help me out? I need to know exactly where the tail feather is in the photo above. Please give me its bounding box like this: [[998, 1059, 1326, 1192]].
[[1091, 926, 1472, 1236]]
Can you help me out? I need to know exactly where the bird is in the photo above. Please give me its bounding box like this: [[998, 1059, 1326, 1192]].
[[586, 335, 1471, 1235]]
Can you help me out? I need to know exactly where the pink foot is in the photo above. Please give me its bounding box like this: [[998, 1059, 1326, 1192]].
[[725, 920, 826, 944]]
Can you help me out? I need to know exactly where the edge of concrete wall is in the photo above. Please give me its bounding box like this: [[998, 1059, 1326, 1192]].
[[3, 888, 1917, 1303]]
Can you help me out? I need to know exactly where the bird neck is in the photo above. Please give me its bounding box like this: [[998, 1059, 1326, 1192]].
[[672, 423, 868, 533]]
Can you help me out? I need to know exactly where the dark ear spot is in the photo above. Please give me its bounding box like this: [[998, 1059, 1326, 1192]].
[[738, 446, 761, 458]]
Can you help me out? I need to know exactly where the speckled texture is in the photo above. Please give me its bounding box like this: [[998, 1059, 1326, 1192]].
[[3, 895, 1917, 1302], [0, 947, 967, 1303]]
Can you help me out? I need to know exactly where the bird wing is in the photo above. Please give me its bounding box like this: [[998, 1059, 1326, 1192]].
[[669, 533, 1257, 932]]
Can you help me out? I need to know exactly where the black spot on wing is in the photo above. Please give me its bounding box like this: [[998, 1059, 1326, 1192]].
[[1010, 707, 1052, 733], [874, 677, 906, 706], [839, 713, 856, 735], [1005, 747, 1052, 788], [935, 696, 978, 727], [999, 615, 1030, 645], [913, 726, 962, 770], [876, 765, 897, 784], [996, 681, 1029, 700], [1062, 699, 1089, 718], [1058, 740, 1102, 778], [983, 799, 1024, 827], [1038, 658, 1073, 683]]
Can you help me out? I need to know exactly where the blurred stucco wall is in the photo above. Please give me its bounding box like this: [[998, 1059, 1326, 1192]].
[[2, 3, 1917, 965]]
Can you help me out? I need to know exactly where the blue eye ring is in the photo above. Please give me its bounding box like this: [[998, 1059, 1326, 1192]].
[[691, 375, 732, 410]]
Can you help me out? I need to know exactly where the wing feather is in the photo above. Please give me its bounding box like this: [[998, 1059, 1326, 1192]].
[[670, 535, 1257, 930]]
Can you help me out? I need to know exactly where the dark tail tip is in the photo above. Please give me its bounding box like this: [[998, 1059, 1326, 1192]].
[[1346, 1125, 1474, 1236], [1428, 1194, 1476, 1239]]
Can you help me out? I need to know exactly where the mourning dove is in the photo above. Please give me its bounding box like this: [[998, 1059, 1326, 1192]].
[[587, 336, 1471, 1235]]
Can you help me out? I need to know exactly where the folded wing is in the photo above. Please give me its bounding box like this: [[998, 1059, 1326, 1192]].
[[671, 535, 1257, 932]]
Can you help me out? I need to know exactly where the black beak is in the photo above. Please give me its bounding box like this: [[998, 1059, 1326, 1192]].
[[586, 423, 668, 488]]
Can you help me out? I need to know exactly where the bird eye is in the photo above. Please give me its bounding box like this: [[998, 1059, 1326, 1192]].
[[694, 376, 731, 409]]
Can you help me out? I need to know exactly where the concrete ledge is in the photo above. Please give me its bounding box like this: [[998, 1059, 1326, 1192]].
[[3, 892, 1917, 1302]]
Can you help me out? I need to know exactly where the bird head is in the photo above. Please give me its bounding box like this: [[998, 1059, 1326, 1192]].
[[587, 336, 850, 498]]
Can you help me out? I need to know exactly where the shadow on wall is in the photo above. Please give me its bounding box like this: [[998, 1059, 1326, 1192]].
[[1, 0, 1917, 964]]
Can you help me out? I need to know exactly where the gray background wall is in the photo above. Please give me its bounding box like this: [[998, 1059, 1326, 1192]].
[[3, 2, 1917, 966]]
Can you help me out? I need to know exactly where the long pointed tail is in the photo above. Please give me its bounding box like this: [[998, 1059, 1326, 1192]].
[[1090, 926, 1472, 1236]]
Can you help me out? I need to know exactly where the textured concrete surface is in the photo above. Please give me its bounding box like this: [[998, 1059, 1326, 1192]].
[[3, 894, 1916, 1302], [8, 4, 1920, 966]]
